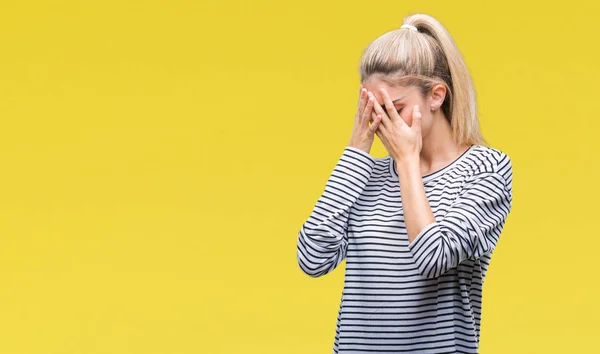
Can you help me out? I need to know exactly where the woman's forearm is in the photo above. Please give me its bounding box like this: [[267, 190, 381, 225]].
[[396, 156, 436, 243]]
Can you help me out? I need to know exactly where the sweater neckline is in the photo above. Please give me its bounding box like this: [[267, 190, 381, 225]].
[[389, 144, 477, 184]]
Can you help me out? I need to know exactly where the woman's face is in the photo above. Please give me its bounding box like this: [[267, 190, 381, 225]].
[[361, 78, 427, 128], [361, 78, 445, 137]]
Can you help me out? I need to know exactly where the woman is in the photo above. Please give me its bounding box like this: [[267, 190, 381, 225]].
[[296, 13, 513, 354]]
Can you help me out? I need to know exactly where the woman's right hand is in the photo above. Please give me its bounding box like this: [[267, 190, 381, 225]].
[[348, 84, 382, 154]]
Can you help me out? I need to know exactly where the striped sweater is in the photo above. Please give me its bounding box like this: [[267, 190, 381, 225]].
[[296, 144, 513, 353]]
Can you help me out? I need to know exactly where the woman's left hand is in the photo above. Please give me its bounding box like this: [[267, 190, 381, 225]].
[[368, 88, 423, 162]]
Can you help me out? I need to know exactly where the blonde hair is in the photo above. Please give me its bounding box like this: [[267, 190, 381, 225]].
[[359, 13, 486, 146]]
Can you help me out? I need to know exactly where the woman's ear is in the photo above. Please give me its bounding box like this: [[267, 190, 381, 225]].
[[429, 83, 446, 111]]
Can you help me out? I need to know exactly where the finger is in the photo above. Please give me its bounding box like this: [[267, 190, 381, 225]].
[[369, 92, 392, 125], [367, 92, 387, 123], [361, 95, 375, 125], [379, 88, 402, 123], [372, 112, 389, 136], [368, 114, 382, 134], [372, 114, 388, 146], [370, 101, 392, 130], [412, 104, 422, 132], [357, 85, 367, 118], [369, 115, 381, 140]]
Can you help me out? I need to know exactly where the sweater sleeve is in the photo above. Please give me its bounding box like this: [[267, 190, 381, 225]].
[[408, 164, 513, 279], [297, 146, 376, 277]]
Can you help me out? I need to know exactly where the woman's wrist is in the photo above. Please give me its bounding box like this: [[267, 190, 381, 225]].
[[395, 154, 420, 175]]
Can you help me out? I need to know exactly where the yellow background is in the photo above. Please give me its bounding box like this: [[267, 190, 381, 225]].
[[0, 0, 598, 353]]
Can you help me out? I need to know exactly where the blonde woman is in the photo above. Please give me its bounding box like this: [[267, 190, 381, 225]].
[[296, 13, 513, 354]]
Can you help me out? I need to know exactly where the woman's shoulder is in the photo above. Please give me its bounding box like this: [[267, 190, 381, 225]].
[[467, 144, 512, 180]]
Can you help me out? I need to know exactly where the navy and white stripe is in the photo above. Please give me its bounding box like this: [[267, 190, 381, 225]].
[[297, 144, 513, 353]]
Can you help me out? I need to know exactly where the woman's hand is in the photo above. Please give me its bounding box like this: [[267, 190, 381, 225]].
[[368, 88, 423, 162], [348, 84, 383, 154]]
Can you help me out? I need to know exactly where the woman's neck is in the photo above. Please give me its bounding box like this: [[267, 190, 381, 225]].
[[419, 112, 469, 176]]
